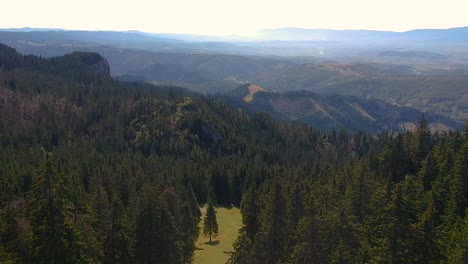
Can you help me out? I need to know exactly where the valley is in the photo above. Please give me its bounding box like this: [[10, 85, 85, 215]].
[[2, 28, 467, 127]]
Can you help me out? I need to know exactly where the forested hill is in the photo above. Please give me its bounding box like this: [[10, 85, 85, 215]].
[[0, 43, 111, 83], [221, 84, 460, 133], [0, 45, 467, 263]]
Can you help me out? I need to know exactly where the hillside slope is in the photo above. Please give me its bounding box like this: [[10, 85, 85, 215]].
[[222, 84, 461, 133], [254, 63, 468, 122]]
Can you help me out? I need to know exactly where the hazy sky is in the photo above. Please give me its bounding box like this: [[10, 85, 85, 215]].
[[2, 0, 468, 35]]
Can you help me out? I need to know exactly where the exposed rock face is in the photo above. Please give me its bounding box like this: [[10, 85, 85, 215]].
[[89, 56, 111, 78], [68, 51, 111, 78]]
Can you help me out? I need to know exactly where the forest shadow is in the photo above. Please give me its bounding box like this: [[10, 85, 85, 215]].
[[198, 203, 237, 210], [204, 240, 220, 246]]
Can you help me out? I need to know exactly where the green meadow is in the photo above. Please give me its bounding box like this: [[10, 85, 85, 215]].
[[193, 205, 242, 264]]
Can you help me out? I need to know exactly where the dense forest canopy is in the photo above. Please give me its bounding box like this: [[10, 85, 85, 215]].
[[0, 44, 467, 263]]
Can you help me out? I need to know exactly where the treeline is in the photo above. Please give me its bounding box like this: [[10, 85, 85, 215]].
[[229, 120, 468, 263], [0, 44, 466, 263]]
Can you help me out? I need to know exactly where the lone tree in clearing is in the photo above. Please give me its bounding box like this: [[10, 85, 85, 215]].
[[203, 202, 219, 242]]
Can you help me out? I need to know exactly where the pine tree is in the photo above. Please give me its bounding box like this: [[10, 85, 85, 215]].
[[180, 202, 199, 263], [227, 230, 253, 264], [207, 186, 217, 206], [416, 198, 442, 263], [446, 212, 468, 263], [447, 142, 468, 218], [187, 182, 201, 219], [135, 186, 183, 264], [384, 183, 417, 263], [287, 183, 304, 234], [104, 197, 131, 264], [412, 114, 431, 168], [203, 202, 218, 242], [28, 157, 88, 263], [289, 194, 322, 264], [252, 181, 288, 264], [240, 182, 259, 239]]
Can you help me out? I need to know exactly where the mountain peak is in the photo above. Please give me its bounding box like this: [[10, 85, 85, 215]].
[[0, 43, 111, 82], [62, 51, 111, 78]]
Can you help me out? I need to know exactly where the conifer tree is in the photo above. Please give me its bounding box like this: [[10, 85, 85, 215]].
[[252, 181, 288, 264], [412, 114, 431, 168], [289, 193, 322, 264], [416, 198, 442, 263], [228, 230, 253, 264], [135, 186, 183, 263], [240, 182, 259, 239], [447, 142, 468, 218], [28, 157, 88, 263], [187, 182, 201, 219], [207, 186, 217, 206], [180, 202, 199, 263], [384, 183, 416, 263], [203, 202, 218, 242], [446, 212, 468, 263], [104, 197, 131, 264], [287, 183, 304, 233]]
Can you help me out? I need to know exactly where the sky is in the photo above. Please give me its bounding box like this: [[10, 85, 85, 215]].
[[1, 0, 468, 35]]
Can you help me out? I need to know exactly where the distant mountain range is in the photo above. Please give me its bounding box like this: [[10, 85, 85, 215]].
[[2, 26, 468, 43], [251, 27, 468, 42], [0, 28, 466, 127]]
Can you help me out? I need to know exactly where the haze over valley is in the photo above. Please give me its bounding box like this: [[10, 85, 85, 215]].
[[1, 27, 467, 130]]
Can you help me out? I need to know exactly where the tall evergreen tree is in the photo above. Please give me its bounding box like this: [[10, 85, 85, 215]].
[[289, 194, 322, 264], [447, 142, 468, 218], [180, 202, 198, 263], [252, 181, 288, 264], [28, 157, 88, 263], [104, 197, 131, 264], [446, 212, 468, 263], [207, 186, 217, 206], [135, 186, 183, 264], [186, 182, 201, 219], [384, 183, 417, 263], [240, 182, 259, 239], [412, 114, 431, 168], [227, 230, 253, 264], [203, 202, 218, 242]]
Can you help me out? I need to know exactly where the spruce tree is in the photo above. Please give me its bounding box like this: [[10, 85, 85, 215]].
[[446, 212, 468, 263], [28, 157, 88, 263], [135, 186, 183, 264], [412, 114, 431, 168], [252, 181, 288, 264], [207, 186, 217, 206], [228, 230, 253, 264], [240, 182, 259, 239], [289, 194, 322, 264], [203, 202, 218, 242], [187, 182, 201, 219], [180, 202, 199, 263]]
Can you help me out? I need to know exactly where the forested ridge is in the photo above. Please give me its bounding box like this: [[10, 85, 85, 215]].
[[0, 44, 467, 263]]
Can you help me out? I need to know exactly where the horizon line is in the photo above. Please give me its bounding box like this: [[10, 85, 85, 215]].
[[1, 25, 467, 37]]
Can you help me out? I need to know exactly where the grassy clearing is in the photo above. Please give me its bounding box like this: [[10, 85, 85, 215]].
[[193, 205, 242, 264]]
